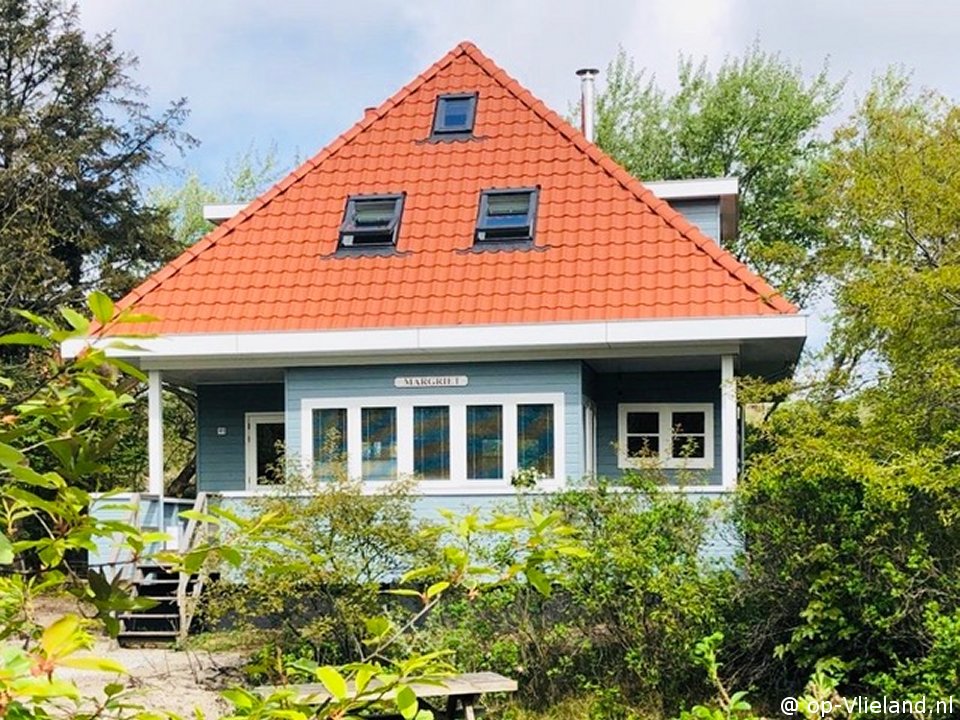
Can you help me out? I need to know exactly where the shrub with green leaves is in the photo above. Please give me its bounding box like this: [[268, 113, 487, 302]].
[[201, 475, 438, 677], [731, 399, 960, 703], [425, 474, 734, 715]]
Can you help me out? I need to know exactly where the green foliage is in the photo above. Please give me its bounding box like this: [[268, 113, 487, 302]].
[[202, 476, 437, 677], [593, 43, 841, 305], [151, 144, 284, 249], [732, 399, 960, 701], [816, 71, 960, 458], [0, 0, 191, 330], [425, 475, 733, 715]]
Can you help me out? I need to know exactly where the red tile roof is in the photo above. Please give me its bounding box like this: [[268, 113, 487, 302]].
[[111, 41, 795, 337]]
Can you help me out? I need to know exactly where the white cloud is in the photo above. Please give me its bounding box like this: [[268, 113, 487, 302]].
[[74, 0, 960, 184]]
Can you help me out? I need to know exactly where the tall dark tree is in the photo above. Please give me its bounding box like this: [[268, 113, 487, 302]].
[[0, 0, 192, 331], [593, 44, 842, 306]]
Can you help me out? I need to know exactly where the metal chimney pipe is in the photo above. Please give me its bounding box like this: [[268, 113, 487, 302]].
[[576, 67, 600, 142]]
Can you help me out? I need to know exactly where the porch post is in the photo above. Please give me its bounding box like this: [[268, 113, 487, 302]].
[[720, 355, 737, 489], [147, 370, 164, 494]]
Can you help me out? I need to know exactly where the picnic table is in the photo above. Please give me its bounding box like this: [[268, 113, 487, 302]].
[[257, 671, 517, 719]]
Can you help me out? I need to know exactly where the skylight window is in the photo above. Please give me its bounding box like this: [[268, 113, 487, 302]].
[[432, 93, 477, 136], [475, 187, 539, 243], [338, 193, 404, 248]]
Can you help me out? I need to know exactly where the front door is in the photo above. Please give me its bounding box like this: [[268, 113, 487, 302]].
[[245, 412, 285, 488]]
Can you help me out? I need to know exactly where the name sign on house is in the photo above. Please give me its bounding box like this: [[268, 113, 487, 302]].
[[394, 375, 469, 388]]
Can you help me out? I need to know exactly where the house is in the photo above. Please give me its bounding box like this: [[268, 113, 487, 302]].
[[76, 41, 804, 558]]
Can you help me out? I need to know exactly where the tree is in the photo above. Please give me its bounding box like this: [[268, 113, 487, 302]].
[[593, 44, 842, 306], [817, 71, 960, 458], [0, 0, 192, 333], [730, 72, 960, 704], [151, 143, 283, 249]]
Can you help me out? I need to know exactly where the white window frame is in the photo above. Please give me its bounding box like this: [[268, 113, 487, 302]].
[[300, 393, 565, 494], [244, 411, 286, 489], [617, 403, 714, 470]]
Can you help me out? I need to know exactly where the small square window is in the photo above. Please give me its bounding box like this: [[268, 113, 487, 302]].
[[617, 404, 714, 471], [339, 193, 404, 248], [475, 187, 538, 243], [432, 93, 477, 136]]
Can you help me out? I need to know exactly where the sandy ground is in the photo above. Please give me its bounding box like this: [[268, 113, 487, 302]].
[[58, 638, 243, 718], [36, 599, 244, 718]]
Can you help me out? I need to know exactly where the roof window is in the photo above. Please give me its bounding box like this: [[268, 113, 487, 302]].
[[475, 187, 538, 243], [338, 193, 404, 248], [432, 93, 477, 136]]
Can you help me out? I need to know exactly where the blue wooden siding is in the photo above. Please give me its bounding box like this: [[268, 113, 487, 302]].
[[197, 383, 285, 492], [670, 199, 721, 240], [285, 360, 584, 483], [589, 370, 723, 486]]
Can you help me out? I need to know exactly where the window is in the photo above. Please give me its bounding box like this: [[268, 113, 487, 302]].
[[413, 406, 450, 479], [617, 403, 714, 470], [467, 405, 502, 480], [362, 407, 397, 481], [432, 93, 477, 136], [517, 404, 554, 476], [312, 408, 347, 480], [475, 188, 538, 243], [301, 394, 563, 490], [338, 193, 404, 248]]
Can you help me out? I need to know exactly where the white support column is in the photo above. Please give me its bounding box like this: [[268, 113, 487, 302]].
[[147, 370, 164, 494], [720, 355, 737, 489]]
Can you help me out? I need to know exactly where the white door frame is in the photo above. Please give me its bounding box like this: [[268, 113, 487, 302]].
[[244, 412, 285, 489]]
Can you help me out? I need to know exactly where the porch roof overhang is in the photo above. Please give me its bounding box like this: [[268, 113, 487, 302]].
[[63, 314, 806, 381]]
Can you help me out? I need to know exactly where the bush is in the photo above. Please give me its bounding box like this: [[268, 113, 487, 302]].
[[424, 473, 735, 715], [731, 400, 960, 704], [201, 476, 438, 680]]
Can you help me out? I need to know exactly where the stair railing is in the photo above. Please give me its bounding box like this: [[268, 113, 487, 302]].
[[106, 492, 141, 582], [176, 491, 210, 642]]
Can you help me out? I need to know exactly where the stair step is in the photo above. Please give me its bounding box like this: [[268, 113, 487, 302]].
[[118, 613, 179, 620], [117, 630, 179, 638]]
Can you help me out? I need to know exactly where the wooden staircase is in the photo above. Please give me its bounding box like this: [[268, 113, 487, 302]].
[[108, 492, 214, 647], [118, 563, 198, 645]]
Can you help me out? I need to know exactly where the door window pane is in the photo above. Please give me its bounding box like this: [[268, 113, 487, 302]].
[[467, 405, 502, 479], [414, 406, 450, 479], [362, 407, 397, 481], [312, 408, 346, 480], [255, 421, 285, 485], [517, 404, 554, 476]]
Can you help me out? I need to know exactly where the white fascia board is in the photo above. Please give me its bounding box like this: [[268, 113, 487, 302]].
[[62, 315, 806, 364], [202, 203, 246, 225], [644, 177, 738, 200]]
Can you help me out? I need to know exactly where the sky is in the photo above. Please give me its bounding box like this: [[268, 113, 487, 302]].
[[77, 0, 960, 189]]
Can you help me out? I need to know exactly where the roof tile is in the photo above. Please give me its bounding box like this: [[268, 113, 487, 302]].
[[105, 41, 796, 337]]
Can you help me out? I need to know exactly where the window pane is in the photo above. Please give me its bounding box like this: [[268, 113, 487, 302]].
[[312, 408, 347, 480], [485, 192, 531, 227], [414, 406, 450, 479], [362, 407, 397, 481], [627, 435, 659, 457], [671, 411, 705, 434], [627, 411, 659, 434], [467, 405, 502, 479], [672, 435, 706, 459], [517, 404, 554, 476], [442, 98, 471, 128], [487, 192, 530, 216], [255, 421, 285, 485], [353, 199, 397, 227]]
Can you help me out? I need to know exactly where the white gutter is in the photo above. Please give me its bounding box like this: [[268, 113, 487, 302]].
[[63, 315, 806, 363]]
